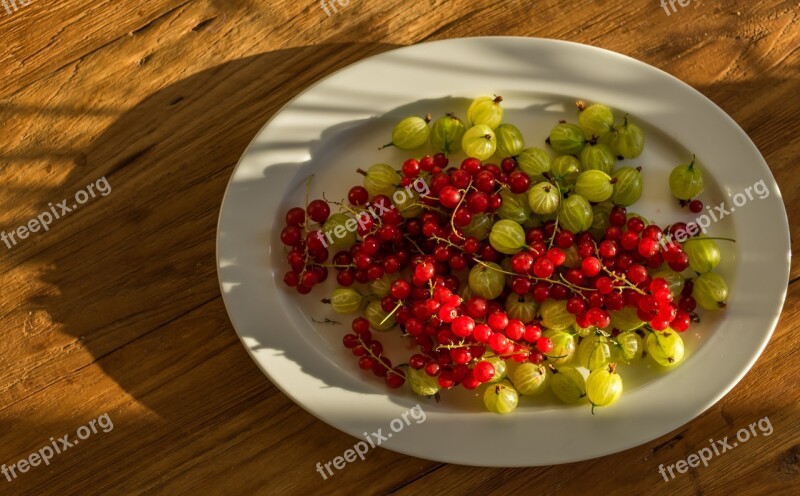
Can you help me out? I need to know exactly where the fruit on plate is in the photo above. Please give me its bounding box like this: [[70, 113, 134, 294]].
[[279, 95, 731, 414]]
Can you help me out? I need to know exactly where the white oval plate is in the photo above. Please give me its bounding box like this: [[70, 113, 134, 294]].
[[217, 37, 790, 466]]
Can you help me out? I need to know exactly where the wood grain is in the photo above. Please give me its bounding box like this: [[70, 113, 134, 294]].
[[0, 0, 797, 495]]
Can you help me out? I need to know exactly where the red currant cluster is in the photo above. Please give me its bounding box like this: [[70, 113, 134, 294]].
[[281, 153, 702, 392], [341, 317, 406, 389], [553, 213, 699, 332], [281, 199, 334, 294]]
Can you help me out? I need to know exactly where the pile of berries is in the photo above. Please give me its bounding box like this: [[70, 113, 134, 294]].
[[279, 153, 704, 393], [278, 97, 729, 413]]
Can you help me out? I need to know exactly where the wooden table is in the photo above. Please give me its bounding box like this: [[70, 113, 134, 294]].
[[1, 0, 797, 494]]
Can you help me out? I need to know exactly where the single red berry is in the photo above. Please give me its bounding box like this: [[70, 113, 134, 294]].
[[487, 193, 502, 211], [627, 217, 645, 233], [532, 282, 551, 302], [550, 285, 568, 300], [402, 158, 421, 177], [642, 225, 663, 241], [672, 311, 691, 331], [409, 354, 427, 370], [626, 264, 648, 285], [466, 297, 488, 319], [599, 240, 618, 259], [609, 206, 627, 226], [466, 191, 489, 213], [581, 256, 602, 277], [577, 242, 594, 258], [460, 157, 482, 175], [688, 199, 703, 213], [451, 315, 476, 338], [307, 199, 330, 223], [605, 292, 625, 311], [511, 251, 534, 274], [474, 171, 496, 193], [523, 324, 542, 342], [505, 319, 525, 340], [488, 332, 509, 353], [280, 225, 303, 247], [348, 186, 369, 206], [439, 185, 463, 209], [535, 337, 553, 354], [438, 305, 458, 323], [500, 157, 518, 173], [487, 311, 509, 332], [473, 323, 492, 343], [342, 334, 359, 348], [283, 271, 300, 287], [554, 230, 575, 248], [650, 278, 670, 294], [352, 317, 370, 336], [620, 231, 640, 251], [638, 237, 659, 258], [605, 226, 622, 241], [533, 257, 555, 278], [433, 152, 449, 168], [473, 361, 496, 383], [566, 296, 587, 315], [285, 207, 306, 227], [385, 370, 406, 388], [449, 169, 470, 189], [508, 171, 531, 194], [453, 207, 472, 227], [451, 347, 472, 365], [337, 269, 355, 287], [419, 155, 435, 171], [649, 319, 670, 331], [546, 247, 566, 267], [668, 252, 690, 272], [595, 276, 614, 294], [679, 295, 697, 312]]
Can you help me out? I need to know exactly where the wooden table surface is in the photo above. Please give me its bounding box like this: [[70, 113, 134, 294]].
[[1, 0, 798, 494]]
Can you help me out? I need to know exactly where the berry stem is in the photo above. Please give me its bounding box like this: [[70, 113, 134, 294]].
[[602, 264, 646, 295], [683, 237, 736, 243], [298, 175, 315, 278], [315, 262, 356, 269], [379, 301, 404, 326], [449, 181, 473, 240], [402, 234, 426, 255], [547, 182, 563, 249], [356, 335, 403, 378], [436, 342, 469, 351]]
